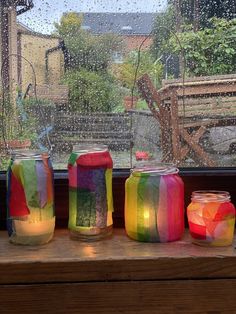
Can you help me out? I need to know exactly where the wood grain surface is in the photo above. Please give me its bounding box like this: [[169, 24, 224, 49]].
[[1, 280, 236, 314], [0, 229, 236, 284]]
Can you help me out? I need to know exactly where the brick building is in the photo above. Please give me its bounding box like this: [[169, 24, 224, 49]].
[[81, 12, 157, 63], [1, 6, 157, 101]]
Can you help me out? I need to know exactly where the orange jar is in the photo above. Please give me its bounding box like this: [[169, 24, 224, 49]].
[[187, 190, 235, 246]]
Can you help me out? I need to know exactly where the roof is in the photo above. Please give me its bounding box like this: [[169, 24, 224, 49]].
[[17, 22, 60, 39], [17, 21, 34, 33], [81, 12, 158, 35]]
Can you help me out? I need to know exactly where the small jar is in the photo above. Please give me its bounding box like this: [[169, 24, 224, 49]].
[[6, 150, 55, 245], [68, 144, 113, 241], [125, 163, 184, 242], [187, 190, 235, 247]]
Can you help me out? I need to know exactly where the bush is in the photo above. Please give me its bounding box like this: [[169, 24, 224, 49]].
[[112, 51, 164, 92], [136, 100, 149, 110], [64, 69, 122, 112], [170, 18, 236, 76]]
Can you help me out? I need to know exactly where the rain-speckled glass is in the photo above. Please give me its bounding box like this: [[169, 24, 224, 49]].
[[1, 0, 236, 169]]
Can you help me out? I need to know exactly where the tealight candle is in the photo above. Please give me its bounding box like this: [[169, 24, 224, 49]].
[[6, 150, 55, 245], [187, 190, 235, 246], [125, 163, 184, 242], [68, 144, 113, 241]]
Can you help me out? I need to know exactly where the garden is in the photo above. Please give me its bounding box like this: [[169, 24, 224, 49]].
[[1, 1, 236, 169]]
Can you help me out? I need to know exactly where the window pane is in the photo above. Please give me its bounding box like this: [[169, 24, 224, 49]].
[[1, 0, 236, 170]]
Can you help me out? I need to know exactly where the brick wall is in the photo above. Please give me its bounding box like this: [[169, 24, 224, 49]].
[[121, 35, 153, 54]]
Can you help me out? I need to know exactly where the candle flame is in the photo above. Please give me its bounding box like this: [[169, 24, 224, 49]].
[[144, 211, 150, 220]]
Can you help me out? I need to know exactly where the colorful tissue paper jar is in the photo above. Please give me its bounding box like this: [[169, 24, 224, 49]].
[[125, 164, 184, 242], [7, 150, 55, 245], [187, 190, 235, 247], [68, 144, 113, 241]]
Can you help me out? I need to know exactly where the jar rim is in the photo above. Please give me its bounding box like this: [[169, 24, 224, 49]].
[[191, 190, 230, 202], [73, 144, 108, 153], [131, 163, 179, 176], [11, 150, 50, 160]]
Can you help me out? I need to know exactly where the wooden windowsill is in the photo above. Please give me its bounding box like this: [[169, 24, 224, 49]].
[[0, 228, 236, 285]]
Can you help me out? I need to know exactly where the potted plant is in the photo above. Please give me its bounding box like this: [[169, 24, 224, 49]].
[[123, 95, 139, 110], [135, 150, 152, 161], [0, 94, 36, 153]]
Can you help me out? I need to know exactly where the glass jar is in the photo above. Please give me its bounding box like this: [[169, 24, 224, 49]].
[[68, 144, 113, 241], [125, 163, 184, 242], [6, 150, 55, 245], [187, 190, 235, 247]]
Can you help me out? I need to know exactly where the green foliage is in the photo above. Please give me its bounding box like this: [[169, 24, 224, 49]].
[[113, 51, 164, 92], [54, 12, 83, 38], [169, 18, 236, 76], [54, 12, 124, 112], [167, 0, 236, 27], [63, 69, 121, 113], [200, 0, 236, 24], [152, 5, 176, 58], [54, 12, 122, 72], [0, 156, 10, 171], [152, 1, 236, 77], [23, 98, 54, 108], [136, 100, 149, 110], [63, 30, 121, 71], [0, 98, 37, 143]]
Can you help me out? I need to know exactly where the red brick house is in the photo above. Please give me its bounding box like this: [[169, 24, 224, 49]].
[[81, 12, 157, 63]]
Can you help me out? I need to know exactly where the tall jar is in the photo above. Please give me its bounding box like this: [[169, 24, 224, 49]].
[[125, 164, 184, 242], [187, 190, 235, 247], [68, 144, 113, 241], [6, 150, 55, 245]]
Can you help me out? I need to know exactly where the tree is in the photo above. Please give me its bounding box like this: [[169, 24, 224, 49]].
[[54, 12, 83, 38], [112, 51, 163, 91], [168, 0, 236, 28], [152, 1, 236, 77], [152, 5, 176, 58], [54, 12, 123, 112], [199, 0, 236, 25], [54, 12, 122, 72], [63, 69, 120, 112], [169, 18, 236, 76]]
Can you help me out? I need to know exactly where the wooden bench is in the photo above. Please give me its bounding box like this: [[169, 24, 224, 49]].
[[137, 74, 236, 166]]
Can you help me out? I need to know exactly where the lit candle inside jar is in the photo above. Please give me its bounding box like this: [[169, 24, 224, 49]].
[[13, 216, 55, 237], [125, 164, 184, 242], [144, 209, 150, 226], [7, 151, 55, 245], [187, 190, 235, 246]]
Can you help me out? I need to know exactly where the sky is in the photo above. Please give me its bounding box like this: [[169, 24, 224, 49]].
[[18, 0, 167, 34]]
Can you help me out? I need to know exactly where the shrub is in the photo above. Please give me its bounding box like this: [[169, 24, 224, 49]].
[[64, 69, 122, 112], [170, 18, 236, 76]]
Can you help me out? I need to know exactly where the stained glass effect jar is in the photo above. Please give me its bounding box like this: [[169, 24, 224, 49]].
[[187, 190, 235, 246], [125, 164, 184, 242], [6, 150, 55, 245], [68, 144, 113, 241]]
